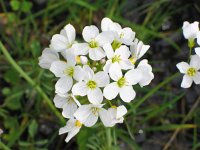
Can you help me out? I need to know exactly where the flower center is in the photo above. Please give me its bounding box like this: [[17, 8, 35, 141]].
[[187, 67, 197, 77], [119, 33, 124, 38], [64, 66, 74, 77], [111, 105, 117, 109], [117, 77, 126, 88], [89, 40, 99, 48], [91, 107, 99, 116], [75, 120, 82, 127], [112, 55, 121, 63], [76, 56, 81, 64], [129, 56, 136, 65], [87, 80, 97, 89], [111, 39, 122, 50]]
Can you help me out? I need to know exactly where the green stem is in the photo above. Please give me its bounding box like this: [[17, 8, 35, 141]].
[[127, 72, 180, 114], [0, 41, 65, 125]]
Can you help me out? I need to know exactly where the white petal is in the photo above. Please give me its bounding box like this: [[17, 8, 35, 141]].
[[74, 43, 89, 55], [137, 41, 150, 59], [99, 108, 112, 127], [109, 63, 122, 81], [82, 25, 99, 42], [95, 71, 110, 87], [116, 105, 127, 119], [115, 45, 130, 59], [125, 68, 142, 85], [103, 60, 112, 73], [119, 85, 136, 102], [181, 75, 193, 88], [190, 55, 200, 70], [65, 127, 80, 143], [73, 66, 84, 81], [72, 81, 88, 96], [74, 105, 98, 127], [89, 47, 105, 60], [38, 48, 59, 69], [101, 17, 113, 31], [176, 62, 190, 74], [53, 94, 66, 108], [59, 118, 76, 135], [88, 88, 103, 104], [83, 65, 94, 80], [103, 82, 119, 100], [193, 72, 200, 84], [62, 102, 78, 118], [80, 56, 88, 65], [120, 27, 135, 45], [50, 61, 67, 77], [182, 21, 199, 39], [66, 54, 76, 66], [63, 24, 76, 44], [96, 31, 114, 46], [195, 47, 200, 57], [103, 43, 114, 59], [55, 76, 73, 94], [50, 34, 68, 52], [119, 60, 133, 70]]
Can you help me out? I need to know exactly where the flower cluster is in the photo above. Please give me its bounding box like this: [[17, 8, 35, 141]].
[[39, 17, 154, 142], [177, 21, 200, 88]]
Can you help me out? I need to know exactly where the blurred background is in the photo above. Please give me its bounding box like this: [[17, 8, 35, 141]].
[[0, 0, 200, 149]]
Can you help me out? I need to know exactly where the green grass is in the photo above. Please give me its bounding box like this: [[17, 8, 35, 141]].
[[0, 0, 200, 149]]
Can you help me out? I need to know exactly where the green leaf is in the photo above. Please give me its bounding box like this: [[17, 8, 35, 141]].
[[21, 1, 32, 13], [10, 0, 20, 11], [30, 40, 41, 58], [4, 91, 23, 110], [28, 120, 38, 138], [4, 69, 20, 85]]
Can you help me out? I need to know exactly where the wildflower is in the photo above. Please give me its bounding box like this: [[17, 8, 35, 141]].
[[133, 59, 154, 87], [59, 118, 82, 142], [103, 43, 132, 72], [177, 55, 200, 88], [38, 48, 59, 69], [108, 105, 127, 126], [129, 39, 150, 64], [72, 65, 109, 104], [50, 55, 84, 94], [101, 17, 135, 49], [182, 21, 199, 48], [103, 63, 141, 102], [74, 25, 113, 60], [50, 24, 76, 53], [53, 94, 81, 118], [74, 104, 111, 127]]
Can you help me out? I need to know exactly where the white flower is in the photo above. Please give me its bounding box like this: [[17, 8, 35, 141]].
[[101, 17, 135, 47], [72, 65, 109, 104], [59, 118, 82, 143], [134, 59, 154, 87], [177, 55, 200, 88], [182, 21, 199, 40], [50, 24, 76, 53], [74, 104, 111, 127], [38, 48, 59, 69], [103, 44, 132, 72], [129, 39, 150, 64], [74, 25, 113, 60], [53, 94, 81, 118], [108, 105, 127, 127], [103, 63, 141, 102], [50, 55, 84, 94]]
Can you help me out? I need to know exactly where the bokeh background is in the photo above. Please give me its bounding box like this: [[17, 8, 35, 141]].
[[0, 0, 200, 149]]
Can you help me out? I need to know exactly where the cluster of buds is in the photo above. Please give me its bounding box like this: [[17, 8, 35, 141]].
[[39, 17, 154, 142], [177, 21, 200, 88]]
